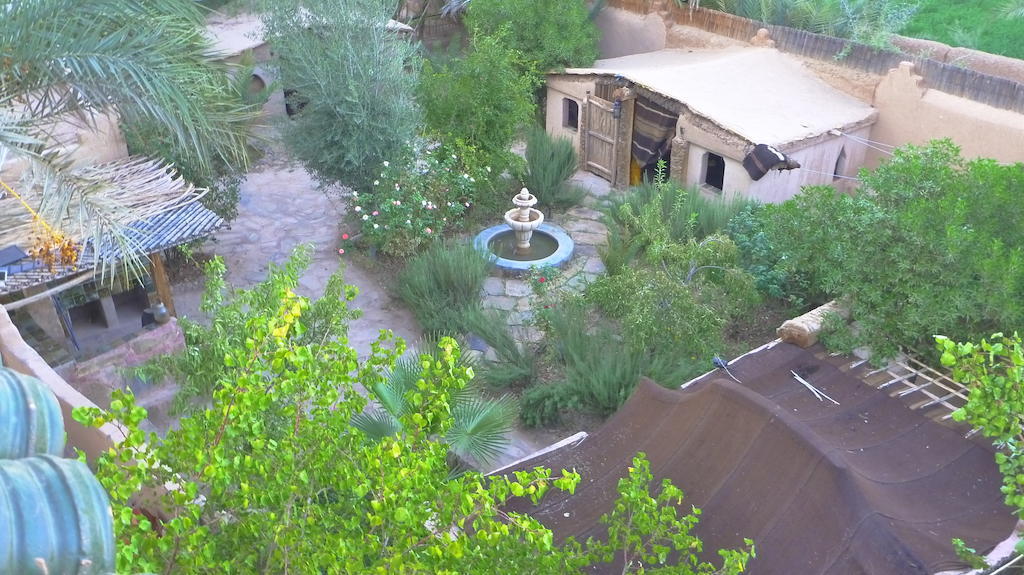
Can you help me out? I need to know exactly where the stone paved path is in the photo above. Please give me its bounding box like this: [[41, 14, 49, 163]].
[[479, 195, 611, 347], [173, 162, 422, 358]]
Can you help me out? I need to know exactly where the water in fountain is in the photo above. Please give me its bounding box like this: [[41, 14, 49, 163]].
[[487, 230, 559, 261]]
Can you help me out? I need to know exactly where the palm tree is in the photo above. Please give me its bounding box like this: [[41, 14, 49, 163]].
[[0, 0, 251, 278], [1003, 0, 1024, 18], [352, 340, 517, 467]]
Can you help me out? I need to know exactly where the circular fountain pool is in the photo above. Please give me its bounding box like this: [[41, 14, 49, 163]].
[[474, 223, 574, 273]]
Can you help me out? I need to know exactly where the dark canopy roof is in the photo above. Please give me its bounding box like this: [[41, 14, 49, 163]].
[[504, 342, 1014, 574]]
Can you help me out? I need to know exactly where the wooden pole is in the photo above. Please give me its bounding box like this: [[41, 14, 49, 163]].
[[148, 252, 176, 317]]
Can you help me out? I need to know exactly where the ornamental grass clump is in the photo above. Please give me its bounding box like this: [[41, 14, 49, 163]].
[[523, 125, 584, 210], [397, 241, 493, 334]]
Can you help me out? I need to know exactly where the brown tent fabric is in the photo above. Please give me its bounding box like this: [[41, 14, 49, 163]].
[[631, 97, 677, 168], [504, 343, 1014, 574]]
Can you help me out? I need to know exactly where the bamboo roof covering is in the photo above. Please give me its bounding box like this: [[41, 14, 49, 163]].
[[0, 156, 222, 297]]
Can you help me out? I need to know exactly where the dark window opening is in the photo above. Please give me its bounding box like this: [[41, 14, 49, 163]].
[[704, 152, 725, 191], [562, 98, 579, 130], [833, 148, 847, 180]]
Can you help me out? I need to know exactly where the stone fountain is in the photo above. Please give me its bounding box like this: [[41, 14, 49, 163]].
[[503, 188, 544, 254], [473, 188, 574, 274]]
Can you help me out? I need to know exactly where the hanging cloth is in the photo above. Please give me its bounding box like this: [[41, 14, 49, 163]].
[[631, 98, 677, 169], [742, 144, 801, 181]]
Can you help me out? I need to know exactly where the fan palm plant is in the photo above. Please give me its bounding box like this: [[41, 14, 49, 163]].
[[0, 0, 251, 279], [352, 340, 517, 467]]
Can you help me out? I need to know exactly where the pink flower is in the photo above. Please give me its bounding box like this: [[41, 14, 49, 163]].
[[338, 248, 345, 255], [341, 233, 350, 240], [425, 227, 432, 234], [393, 200, 401, 206], [538, 277, 547, 283], [372, 210, 379, 216]]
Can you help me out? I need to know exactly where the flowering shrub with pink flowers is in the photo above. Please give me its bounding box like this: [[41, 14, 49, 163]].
[[350, 139, 499, 257]]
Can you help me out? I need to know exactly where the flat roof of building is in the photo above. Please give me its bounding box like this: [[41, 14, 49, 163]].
[[563, 47, 877, 146]]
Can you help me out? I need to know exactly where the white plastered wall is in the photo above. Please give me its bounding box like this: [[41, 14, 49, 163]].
[[684, 142, 751, 200], [748, 125, 872, 202], [545, 76, 596, 154]]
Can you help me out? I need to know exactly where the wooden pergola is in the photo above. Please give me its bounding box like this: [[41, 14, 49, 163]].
[[0, 156, 223, 315]]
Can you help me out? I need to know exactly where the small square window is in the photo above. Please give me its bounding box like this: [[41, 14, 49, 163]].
[[562, 98, 579, 130], [703, 152, 725, 191]]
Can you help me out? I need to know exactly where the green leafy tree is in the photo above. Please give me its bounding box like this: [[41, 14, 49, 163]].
[[937, 333, 1024, 559], [0, 0, 252, 275], [262, 0, 421, 191], [133, 245, 359, 412], [763, 140, 1024, 361], [75, 277, 753, 573], [465, 0, 599, 77], [419, 32, 538, 160], [939, 334, 1024, 517]]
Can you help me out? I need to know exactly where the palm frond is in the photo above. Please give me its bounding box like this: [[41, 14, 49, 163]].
[[351, 409, 403, 441], [440, 0, 472, 17], [367, 373, 412, 419], [0, 156, 208, 281], [446, 395, 516, 465], [1002, 0, 1024, 18], [0, 0, 253, 278]]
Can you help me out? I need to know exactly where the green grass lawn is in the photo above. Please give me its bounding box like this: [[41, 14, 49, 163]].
[[901, 0, 1024, 59]]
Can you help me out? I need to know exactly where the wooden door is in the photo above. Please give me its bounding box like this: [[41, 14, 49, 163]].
[[582, 94, 617, 182]]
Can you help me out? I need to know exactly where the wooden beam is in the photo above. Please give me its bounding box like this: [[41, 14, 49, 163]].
[[149, 252, 176, 317], [2, 272, 95, 312]]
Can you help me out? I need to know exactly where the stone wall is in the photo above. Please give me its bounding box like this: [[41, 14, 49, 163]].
[[60, 320, 185, 412]]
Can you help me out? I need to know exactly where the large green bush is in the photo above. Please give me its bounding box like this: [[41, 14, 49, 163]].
[[465, 0, 599, 76], [762, 140, 1024, 360], [419, 32, 537, 159], [133, 246, 358, 412], [263, 0, 421, 191], [592, 176, 759, 381]]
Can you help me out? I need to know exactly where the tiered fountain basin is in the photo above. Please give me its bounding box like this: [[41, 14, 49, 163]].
[[474, 223, 574, 274]]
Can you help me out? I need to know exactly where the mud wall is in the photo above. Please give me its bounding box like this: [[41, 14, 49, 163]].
[[545, 76, 596, 152], [0, 305, 124, 461], [868, 62, 1024, 167]]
